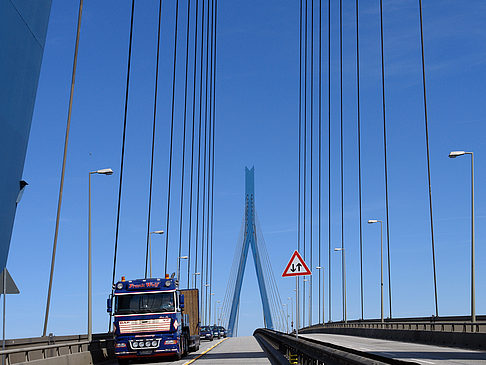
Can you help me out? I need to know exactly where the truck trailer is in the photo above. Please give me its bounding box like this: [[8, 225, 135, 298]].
[[108, 276, 200, 364]]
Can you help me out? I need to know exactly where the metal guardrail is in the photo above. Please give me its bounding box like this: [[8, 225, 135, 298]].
[[254, 328, 416, 365], [315, 321, 485, 333], [0, 340, 90, 365], [0, 333, 114, 364]]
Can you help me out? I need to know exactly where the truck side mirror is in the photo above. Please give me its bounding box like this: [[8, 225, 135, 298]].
[[180, 294, 185, 309], [107, 296, 112, 313]]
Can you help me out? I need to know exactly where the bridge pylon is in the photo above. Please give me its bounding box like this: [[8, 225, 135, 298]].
[[227, 167, 274, 336]]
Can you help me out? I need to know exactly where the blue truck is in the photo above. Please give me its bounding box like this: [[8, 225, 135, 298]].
[[108, 275, 200, 364]]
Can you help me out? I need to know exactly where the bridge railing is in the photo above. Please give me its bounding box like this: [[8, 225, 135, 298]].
[[253, 328, 410, 365], [316, 321, 485, 333], [0, 333, 114, 364]]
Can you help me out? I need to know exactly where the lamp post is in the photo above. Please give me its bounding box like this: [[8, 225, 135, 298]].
[[368, 220, 384, 323], [216, 300, 221, 326], [334, 248, 346, 323], [177, 256, 188, 284], [148, 230, 164, 278], [88, 168, 113, 341], [449, 150, 475, 323], [316, 267, 325, 324], [288, 297, 294, 332], [192, 272, 200, 288]]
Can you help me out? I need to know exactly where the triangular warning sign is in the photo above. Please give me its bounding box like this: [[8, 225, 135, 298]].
[[282, 250, 311, 277], [0, 268, 20, 294]]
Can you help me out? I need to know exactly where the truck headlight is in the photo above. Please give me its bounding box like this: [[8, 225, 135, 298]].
[[132, 342, 138, 348], [116, 283, 123, 290], [139, 342, 145, 347], [151, 340, 158, 347]]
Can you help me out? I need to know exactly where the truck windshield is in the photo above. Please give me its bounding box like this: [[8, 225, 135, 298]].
[[115, 292, 175, 314]]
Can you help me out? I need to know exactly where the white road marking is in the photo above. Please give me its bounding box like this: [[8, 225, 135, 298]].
[[411, 359, 435, 364]]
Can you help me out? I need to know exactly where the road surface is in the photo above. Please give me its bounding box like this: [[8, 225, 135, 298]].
[[302, 333, 486, 365], [108, 336, 271, 364]]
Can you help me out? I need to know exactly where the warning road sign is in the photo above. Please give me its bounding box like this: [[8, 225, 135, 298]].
[[282, 250, 311, 277]]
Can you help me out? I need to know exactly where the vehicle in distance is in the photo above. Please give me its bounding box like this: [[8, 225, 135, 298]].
[[200, 326, 213, 341], [108, 275, 200, 364], [217, 326, 227, 338], [211, 325, 220, 339]]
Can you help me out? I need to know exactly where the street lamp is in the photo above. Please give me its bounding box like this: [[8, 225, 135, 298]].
[[177, 256, 188, 284], [368, 219, 384, 323], [148, 230, 164, 278], [334, 248, 346, 323], [210, 293, 215, 325], [192, 272, 200, 288], [88, 168, 113, 342], [288, 297, 294, 332], [449, 150, 475, 322], [316, 267, 325, 324]]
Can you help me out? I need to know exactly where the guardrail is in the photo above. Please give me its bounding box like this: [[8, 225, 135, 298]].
[[310, 321, 485, 333], [0, 333, 114, 364], [254, 328, 415, 365]]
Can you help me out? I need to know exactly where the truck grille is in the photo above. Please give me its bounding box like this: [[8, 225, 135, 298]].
[[119, 318, 171, 334]]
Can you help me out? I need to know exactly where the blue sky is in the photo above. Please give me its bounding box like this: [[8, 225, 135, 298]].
[[6, 0, 486, 338]]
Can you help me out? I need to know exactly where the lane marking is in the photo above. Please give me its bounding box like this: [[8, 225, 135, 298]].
[[411, 359, 434, 364], [183, 338, 228, 364]]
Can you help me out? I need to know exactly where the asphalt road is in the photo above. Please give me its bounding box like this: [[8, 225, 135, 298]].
[[301, 333, 486, 365], [108, 336, 271, 364]]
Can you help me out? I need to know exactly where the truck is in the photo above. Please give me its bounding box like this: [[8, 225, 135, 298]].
[[107, 275, 200, 364]]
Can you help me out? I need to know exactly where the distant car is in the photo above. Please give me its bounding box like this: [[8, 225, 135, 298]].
[[217, 326, 227, 338], [211, 326, 220, 339], [200, 326, 213, 341]]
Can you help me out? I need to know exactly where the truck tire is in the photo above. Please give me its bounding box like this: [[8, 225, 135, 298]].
[[183, 337, 188, 357]]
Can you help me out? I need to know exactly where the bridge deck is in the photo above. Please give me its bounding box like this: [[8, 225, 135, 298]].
[[108, 336, 270, 364], [302, 333, 486, 365]]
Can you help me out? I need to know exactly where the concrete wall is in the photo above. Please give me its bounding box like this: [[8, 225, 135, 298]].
[[0, 0, 52, 270]]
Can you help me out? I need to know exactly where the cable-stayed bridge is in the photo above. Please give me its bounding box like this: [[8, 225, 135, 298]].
[[1, 0, 486, 364]]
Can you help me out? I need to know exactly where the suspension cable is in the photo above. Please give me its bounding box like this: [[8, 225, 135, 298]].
[[145, 0, 163, 279], [176, 0, 193, 285], [187, 0, 200, 287], [327, 0, 331, 324], [379, 0, 393, 319], [164, 0, 180, 275], [340, 0, 344, 322], [207, 0, 215, 325], [200, 0, 211, 322], [108, 0, 136, 331], [43, 0, 84, 336], [303, 0, 307, 326], [318, 0, 322, 324], [356, 0, 364, 321], [194, 0, 206, 288], [309, 0, 314, 327], [418, 0, 438, 318]]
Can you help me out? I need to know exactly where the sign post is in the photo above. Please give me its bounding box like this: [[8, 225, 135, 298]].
[[282, 251, 311, 338]]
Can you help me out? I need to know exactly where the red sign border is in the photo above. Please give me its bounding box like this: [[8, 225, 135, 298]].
[[282, 250, 311, 277]]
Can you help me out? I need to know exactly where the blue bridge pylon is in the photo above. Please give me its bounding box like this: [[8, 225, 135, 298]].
[[226, 167, 283, 336]]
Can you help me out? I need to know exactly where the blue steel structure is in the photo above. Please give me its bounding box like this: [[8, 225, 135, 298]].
[[0, 0, 52, 270], [227, 167, 273, 336]]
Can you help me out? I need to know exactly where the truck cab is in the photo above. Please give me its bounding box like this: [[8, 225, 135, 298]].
[[108, 276, 200, 364]]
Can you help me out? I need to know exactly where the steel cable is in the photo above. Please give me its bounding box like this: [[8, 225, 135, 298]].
[[145, 0, 163, 279], [379, 0, 393, 318], [108, 0, 136, 331], [418, 0, 438, 318], [356, 0, 364, 320], [187, 0, 200, 287], [164, 0, 181, 275], [176, 0, 193, 285]]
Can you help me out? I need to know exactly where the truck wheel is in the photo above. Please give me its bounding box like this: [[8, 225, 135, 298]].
[[183, 338, 188, 357]]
